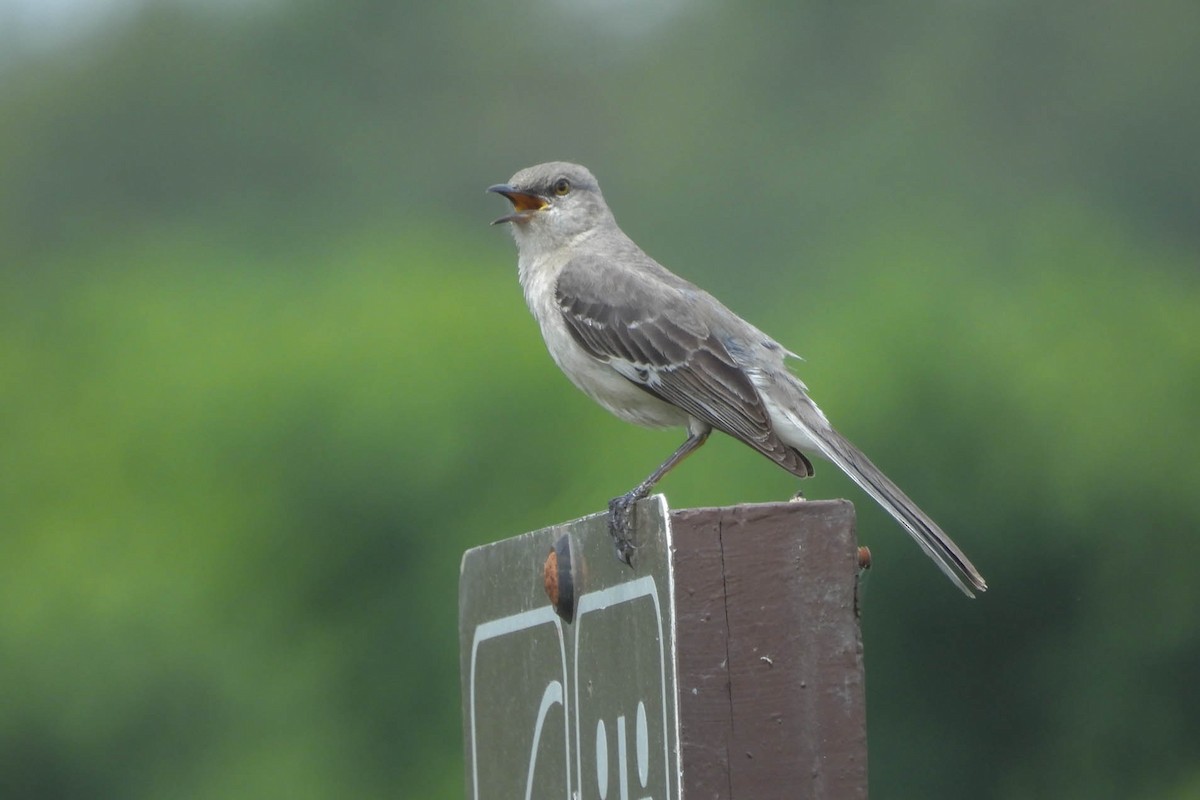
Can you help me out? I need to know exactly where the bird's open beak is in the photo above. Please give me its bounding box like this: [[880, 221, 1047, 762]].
[[488, 184, 548, 225]]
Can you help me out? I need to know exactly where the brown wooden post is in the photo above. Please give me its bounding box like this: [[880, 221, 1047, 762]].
[[671, 500, 867, 799]]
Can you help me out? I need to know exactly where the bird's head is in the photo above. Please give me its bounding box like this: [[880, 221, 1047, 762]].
[[488, 162, 613, 244]]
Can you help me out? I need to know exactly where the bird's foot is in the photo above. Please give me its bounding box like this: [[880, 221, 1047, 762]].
[[607, 493, 640, 566]]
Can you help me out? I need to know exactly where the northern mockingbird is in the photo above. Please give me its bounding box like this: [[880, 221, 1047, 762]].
[[489, 161, 986, 597]]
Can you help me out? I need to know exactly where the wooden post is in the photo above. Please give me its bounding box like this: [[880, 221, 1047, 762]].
[[459, 497, 866, 800], [671, 500, 866, 799]]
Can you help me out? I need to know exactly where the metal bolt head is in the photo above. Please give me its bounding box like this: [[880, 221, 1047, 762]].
[[543, 533, 576, 622]]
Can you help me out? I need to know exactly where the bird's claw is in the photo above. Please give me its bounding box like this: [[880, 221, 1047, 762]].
[[607, 493, 639, 566]]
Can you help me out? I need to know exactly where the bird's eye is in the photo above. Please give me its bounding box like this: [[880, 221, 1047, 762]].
[[552, 178, 571, 196]]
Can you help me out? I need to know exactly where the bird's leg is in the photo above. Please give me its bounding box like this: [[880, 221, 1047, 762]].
[[608, 428, 710, 565]]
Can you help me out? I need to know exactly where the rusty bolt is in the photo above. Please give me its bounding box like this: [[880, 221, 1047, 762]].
[[857, 545, 872, 571], [543, 533, 576, 623]]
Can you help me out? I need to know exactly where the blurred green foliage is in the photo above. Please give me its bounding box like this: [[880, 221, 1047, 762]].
[[1, 1, 1198, 798]]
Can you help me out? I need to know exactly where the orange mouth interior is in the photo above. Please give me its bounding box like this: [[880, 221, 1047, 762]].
[[505, 192, 547, 212]]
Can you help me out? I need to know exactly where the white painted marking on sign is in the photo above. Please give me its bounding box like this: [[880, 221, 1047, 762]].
[[525, 680, 564, 800], [469, 605, 569, 800], [617, 713, 629, 800], [636, 700, 649, 787], [596, 718, 609, 800], [572, 576, 672, 800]]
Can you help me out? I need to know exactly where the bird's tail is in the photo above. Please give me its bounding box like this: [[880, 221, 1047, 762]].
[[808, 422, 986, 596], [769, 385, 987, 597]]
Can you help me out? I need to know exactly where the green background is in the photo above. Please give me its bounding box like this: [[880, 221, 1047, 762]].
[[2, 1, 1198, 797]]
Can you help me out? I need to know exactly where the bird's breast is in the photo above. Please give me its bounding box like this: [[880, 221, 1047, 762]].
[[518, 253, 688, 431]]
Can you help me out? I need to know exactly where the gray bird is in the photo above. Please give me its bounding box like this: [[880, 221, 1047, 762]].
[[489, 161, 986, 597]]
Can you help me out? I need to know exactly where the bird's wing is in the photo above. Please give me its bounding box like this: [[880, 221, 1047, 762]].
[[556, 255, 813, 478]]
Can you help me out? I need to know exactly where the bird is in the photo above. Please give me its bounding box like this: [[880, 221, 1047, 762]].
[[488, 161, 986, 597]]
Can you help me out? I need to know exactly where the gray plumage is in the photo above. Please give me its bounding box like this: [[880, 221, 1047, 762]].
[[490, 161, 986, 597]]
